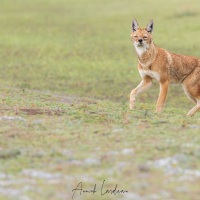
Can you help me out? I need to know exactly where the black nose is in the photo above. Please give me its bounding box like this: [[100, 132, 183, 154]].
[[138, 39, 143, 43]]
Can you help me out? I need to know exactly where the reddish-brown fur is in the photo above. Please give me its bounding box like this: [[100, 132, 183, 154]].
[[130, 19, 200, 116]]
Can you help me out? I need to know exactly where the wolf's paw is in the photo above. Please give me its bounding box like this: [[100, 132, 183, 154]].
[[186, 111, 193, 117], [129, 99, 136, 110]]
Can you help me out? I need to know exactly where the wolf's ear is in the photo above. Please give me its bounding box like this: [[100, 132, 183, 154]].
[[146, 19, 154, 33], [132, 19, 139, 32]]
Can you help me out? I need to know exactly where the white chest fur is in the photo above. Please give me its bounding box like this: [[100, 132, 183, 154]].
[[139, 70, 160, 81]]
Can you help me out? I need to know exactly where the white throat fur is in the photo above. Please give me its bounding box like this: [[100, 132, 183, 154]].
[[134, 42, 149, 57]]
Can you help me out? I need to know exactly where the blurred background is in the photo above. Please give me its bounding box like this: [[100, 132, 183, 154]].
[[0, 1, 200, 200], [0, 0, 200, 105]]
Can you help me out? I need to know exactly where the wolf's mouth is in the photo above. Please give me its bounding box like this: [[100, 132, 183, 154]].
[[137, 43, 144, 47]]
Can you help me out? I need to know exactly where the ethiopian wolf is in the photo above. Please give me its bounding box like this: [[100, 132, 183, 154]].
[[130, 19, 200, 116]]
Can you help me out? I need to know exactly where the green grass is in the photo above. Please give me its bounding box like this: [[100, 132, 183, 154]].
[[0, 0, 200, 200]]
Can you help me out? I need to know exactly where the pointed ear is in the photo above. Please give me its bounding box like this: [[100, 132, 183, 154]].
[[146, 19, 154, 33], [132, 19, 139, 32]]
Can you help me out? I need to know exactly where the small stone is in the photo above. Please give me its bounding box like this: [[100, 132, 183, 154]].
[[122, 148, 134, 155], [84, 158, 100, 166], [138, 164, 151, 173]]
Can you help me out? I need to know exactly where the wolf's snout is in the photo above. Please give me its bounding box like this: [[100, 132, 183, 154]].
[[138, 39, 143, 43]]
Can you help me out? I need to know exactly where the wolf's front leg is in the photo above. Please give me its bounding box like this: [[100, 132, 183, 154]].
[[156, 80, 169, 114], [130, 77, 152, 109]]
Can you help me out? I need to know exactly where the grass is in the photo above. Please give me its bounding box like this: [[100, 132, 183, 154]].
[[0, 0, 200, 200]]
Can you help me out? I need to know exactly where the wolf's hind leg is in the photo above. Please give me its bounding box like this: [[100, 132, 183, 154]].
[[187, 99, 200, 117]]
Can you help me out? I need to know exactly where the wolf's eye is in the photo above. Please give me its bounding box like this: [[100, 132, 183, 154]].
[[133, 35, 137, 38], [143, 36, 148, 40]]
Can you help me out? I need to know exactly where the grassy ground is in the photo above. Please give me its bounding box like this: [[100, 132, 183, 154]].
[[0, 0, 200, 200]]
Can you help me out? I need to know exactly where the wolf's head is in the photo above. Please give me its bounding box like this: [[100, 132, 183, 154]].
[[130, 19, 154, 56]]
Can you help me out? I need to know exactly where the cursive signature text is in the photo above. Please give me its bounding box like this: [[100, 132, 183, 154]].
[[72, 180, 128, 199]]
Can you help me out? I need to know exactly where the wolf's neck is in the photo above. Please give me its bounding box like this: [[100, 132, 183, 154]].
[[136, 42, 157, 68]]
